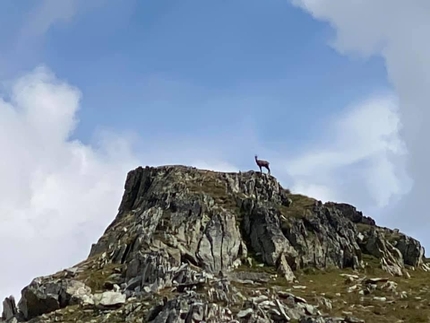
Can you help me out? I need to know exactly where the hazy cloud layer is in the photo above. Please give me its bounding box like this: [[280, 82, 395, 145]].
[[0, 0, 109, 79], [280, 94, 411, 214], [290, 0, 430, 242], [0, 66, 140, 299], [19, 0, 78, 39], [18, 0, 107, 41]]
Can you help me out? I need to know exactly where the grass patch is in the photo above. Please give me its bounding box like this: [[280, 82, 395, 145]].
[[236, 249, 272, 271], [236, 262, 278, 275], [76, 263, 123, 293], [356, 222, 372, 233], [383, 231, 402, 245], [282, 263, 430, 323], [355, 224, 402, 246], [52, 305, 90, 322], [361, 254, 382, 269], [187, 175, 240, 212], [279, 194, 316, 220]]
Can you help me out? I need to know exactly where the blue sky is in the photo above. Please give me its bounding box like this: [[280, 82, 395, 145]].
[[1, 0, 429, 301], [2, 0, 389, 150], [65, 1, 387, 149]]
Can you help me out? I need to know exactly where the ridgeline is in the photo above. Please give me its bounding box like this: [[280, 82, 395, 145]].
[[2, 165, 430, 323]]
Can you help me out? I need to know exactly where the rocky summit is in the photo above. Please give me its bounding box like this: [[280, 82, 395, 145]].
[[2, 165, 430, 323]]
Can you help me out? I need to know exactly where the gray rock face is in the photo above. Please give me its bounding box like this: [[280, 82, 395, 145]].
[[357, 225, 426, 276], [16, 279, 94, 320], [17, 279, 63, 320], [2, 296, 17, 321], [393, 233, 425, 266], [93, 291, 126, 308], [3, 165, 428, 323], [14, 277, 126, 321], [90, 166, 424, 279]]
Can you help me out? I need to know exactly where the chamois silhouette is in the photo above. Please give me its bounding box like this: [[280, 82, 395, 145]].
[[255, 155, 270, 175]]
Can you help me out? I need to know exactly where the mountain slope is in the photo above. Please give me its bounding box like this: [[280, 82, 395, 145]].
[[2, 165, 430, 323]]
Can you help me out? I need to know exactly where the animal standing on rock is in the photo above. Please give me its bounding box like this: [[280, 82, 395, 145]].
[[255, 155, 271, 175]]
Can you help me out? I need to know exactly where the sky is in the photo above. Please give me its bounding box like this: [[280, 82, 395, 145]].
[[0, 0, 429, 302]]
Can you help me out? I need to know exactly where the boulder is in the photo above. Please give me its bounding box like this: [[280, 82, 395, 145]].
[[17, 279, 92, 320]]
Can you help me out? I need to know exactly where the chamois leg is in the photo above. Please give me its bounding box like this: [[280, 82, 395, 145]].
[[266, 165, 271, 175], [259, 165, 262, 173]]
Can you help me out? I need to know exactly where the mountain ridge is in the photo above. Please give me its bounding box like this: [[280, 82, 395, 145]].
[[2, 165, 430, 323]]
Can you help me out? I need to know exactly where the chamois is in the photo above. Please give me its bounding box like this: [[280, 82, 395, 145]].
[[255, 155, 270, 175]]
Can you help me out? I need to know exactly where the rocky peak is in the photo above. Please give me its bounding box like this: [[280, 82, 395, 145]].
[[3, 165, 429, 323]]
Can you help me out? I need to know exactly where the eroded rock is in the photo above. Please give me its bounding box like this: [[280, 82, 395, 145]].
[[2, 296, 17, 321], [3, 165, 428, 323]]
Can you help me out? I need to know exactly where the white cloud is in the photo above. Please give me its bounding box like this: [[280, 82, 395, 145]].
[[0, 66, 141, 300], [289, 0, 430, 245], [289, 181, 337, 203], [280, 94, 411, 210]]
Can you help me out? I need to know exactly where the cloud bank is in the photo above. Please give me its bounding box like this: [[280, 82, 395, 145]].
[[0, 66, 141, 299], [280, 94, 411, 214], [290, 0, 430, 241]]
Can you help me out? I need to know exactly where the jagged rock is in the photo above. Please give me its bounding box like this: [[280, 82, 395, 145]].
[[365, 277, 388, 284], [395, 234, 425, 267], [299, 316, 326, 323], [344, 316, 365, 323], [65, 280, 93, 305], [3, 165, 430, 323], [0, 318, 19, 323], [237, 308, 253, 318], [340, 274, 359, 280], [358, 226, 424, 277], [225, 271, 271, 284], [347, 284, 360, 293], [241, 198, 298, 276], [17, 279, 65, 320], [2, 296, 17, 321], [317, 297, 332, 310], [93, 291, 126, 308], [16, 278, 104, 320], [324, 202, 375, 226], [90, 166, 425, 279], [293, 285, 307, 289], [277, 252, 296, 282], [381, 280, 397, 292], [146, 292, 234, 323]]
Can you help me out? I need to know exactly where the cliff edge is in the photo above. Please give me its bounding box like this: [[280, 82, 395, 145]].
[[2, 165, 429, 323]]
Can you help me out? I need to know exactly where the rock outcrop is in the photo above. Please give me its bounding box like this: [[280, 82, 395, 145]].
[[2, 165, 429, 323], [2, 296, 17, 321]]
